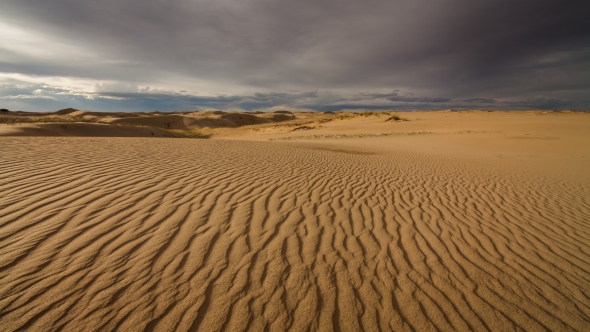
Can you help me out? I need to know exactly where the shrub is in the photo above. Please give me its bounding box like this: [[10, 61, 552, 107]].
[[385, 113, 408, 122]]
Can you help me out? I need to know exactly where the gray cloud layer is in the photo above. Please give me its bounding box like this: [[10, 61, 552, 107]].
[[1, 0, 589, 111], [1, 82, 573, 112]]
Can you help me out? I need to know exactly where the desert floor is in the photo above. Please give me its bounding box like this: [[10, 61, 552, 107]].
[[1, 111, 589, 331]]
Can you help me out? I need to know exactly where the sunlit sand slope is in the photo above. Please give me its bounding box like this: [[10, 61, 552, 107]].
[[1, 137, 589, 331]]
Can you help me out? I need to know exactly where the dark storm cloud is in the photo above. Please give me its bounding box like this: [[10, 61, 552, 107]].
[[1, 0, 589, 111], [3, 81, 579, 113], [462, 98, 497, 104]]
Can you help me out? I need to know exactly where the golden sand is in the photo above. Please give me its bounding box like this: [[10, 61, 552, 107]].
[[1, 111, 589, 331]]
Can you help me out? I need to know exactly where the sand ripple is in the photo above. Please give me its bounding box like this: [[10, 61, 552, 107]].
[[1, 137, 589, 331]]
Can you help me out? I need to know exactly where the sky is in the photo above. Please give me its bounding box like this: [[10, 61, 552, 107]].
[[1, 0, 589, 112]]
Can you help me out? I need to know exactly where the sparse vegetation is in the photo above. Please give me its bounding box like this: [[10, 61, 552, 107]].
[[0, 109, 407, 138], [385, 113, 408, 122], [291, 125, 315, 131], [0, 116, 92, 125], [324, 111, 393, 121], [356, 112, 384, 117], [271, 131, 434, 140]]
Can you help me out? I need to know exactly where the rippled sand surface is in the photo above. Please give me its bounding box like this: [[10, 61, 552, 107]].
[[1, 135, 589, 331]]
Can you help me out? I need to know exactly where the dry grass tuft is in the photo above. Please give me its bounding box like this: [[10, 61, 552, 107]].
[[385, 113, 409, 122]]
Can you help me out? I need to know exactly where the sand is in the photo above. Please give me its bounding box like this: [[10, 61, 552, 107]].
[[1, 111, 589, 331]]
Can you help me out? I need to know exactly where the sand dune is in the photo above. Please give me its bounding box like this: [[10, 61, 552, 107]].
[[0, 123, 165, 137], [111, 115, 212, 130], [0, 112, 589, 331], [109, 112, 294, 129], [53, 108, 81, 115], [0, 109, 302, 136]]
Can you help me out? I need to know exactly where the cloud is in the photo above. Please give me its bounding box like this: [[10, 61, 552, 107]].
[[462, 98, 497, 104], [95, 82, 139, 93], [514, 96, 571, 109], [0, 94, 57, 100], [1, 0, 589, 111], [2, 80, 583, 112], [385, 96, 451, 103]]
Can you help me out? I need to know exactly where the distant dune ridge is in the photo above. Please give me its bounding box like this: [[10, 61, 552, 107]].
[[0, 108, 587, 138], [0, 108, 301, 137], [53, 108, 80, 115], [0, 111, 589, 331]]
